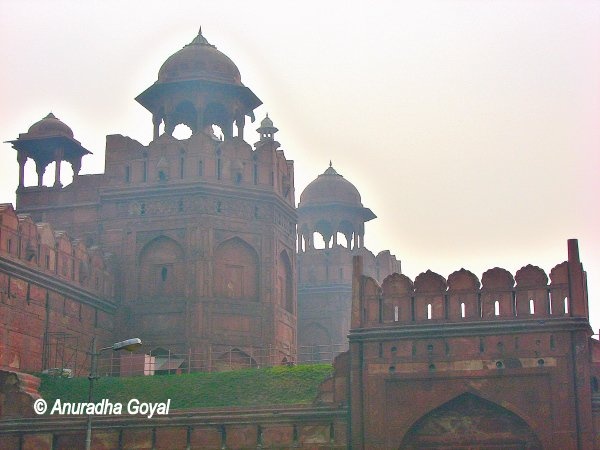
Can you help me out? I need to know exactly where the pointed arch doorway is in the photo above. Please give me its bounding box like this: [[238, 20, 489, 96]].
[[400, 393, 542, 450]]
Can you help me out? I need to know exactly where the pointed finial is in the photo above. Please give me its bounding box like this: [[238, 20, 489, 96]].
[[266, 112, 269, 118], [198, 26, 202, 35], [329, 160, 332, 167]]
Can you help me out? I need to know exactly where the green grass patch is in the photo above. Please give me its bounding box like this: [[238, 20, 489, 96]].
[[39, 364, 333, 409]]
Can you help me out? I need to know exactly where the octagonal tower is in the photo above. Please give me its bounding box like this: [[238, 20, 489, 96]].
[[297, 164, 400, 361]]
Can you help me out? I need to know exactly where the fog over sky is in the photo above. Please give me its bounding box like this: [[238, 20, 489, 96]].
[[1, 2, 599, 331]]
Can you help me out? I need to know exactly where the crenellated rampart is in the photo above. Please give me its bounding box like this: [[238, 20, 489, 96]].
[[358, 260, 577, 328]]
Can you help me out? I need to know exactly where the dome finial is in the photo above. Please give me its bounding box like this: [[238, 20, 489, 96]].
[[329, 160, 332, 168]]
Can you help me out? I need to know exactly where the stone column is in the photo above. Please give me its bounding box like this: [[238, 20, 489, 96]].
[[53, 148, 64, 187], [17, 152, 27, 188], [152, 114, 161, 140], [35, 162, 44, 187], [72, 159, 82, 180]]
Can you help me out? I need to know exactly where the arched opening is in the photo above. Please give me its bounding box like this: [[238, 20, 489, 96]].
[[173, 123, 192, 140], [23, 158, 37, 186], [278, 250, 293, 313], [312, 231, 326, 250], [299, 323, 332, 363], [170, 101, 197, 135], [42, 161, 55, 186], [214, 238, 259, 300], [138, 236, 185, 299], [335, 232, 348, 248], [400, 393, 542, 449], [214, 348, 257, 371], [314, 220, 333, 249], [204, 103, 229, 139]]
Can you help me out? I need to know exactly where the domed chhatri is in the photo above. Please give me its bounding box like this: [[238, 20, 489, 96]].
[[158, 28, 242, 86], [299, 162, 363, 208], [8, 113, 91, 188], [27, 113, 74, 139], [136, 28, 262, 141], [256, 113, 279, 142]]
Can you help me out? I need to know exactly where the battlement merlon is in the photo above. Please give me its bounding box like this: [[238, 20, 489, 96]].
[[351, 239, 591, 333]]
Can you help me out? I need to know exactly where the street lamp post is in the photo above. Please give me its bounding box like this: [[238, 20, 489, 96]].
[[84, 337, 142, 450]]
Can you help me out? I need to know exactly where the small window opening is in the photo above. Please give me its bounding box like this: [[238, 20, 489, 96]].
[[427, 344, 433, 353], [537, 358, 545, 366], [339, 268, 343, 280], [270, 171, 274, 186], [389, 365, 396, 373], [548, 291, 553, 314], [7, 239, 12, 254], [427, 303, 432, 320], [494, 300, 500, 316], [394, 305, 399, 322], [253, 164, 258, 185], [378, 343, 383, 358], [496, 360, 504, 369], [428, 363, 436, 371], [220, 425, 226, 448], [178, 199, 184, 213], [125, 165, 130, 183], [140, 203, 146, 215], [158, 170, 166, 181], [592, 377, 599, 393], [45, 254, 50, 269], [235, 172, 242, 184], [254, 206, 259, 219], [161, 266, 168, 282], [257, 426, 263, 446], [180, 157, 185, 179], [217, 158, 222, 180], [142, 160, 147, 182], [564, 297, 569, 314], [391, 346, 397, 353], [198, 160, 203, 177], [460, 302, 466, 318], [216, 201, 222, 213], [550, 335, 555, 350], [529, 298, 535, 314]]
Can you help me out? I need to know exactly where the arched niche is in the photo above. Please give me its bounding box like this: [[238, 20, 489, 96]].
[[400, 392, 542, 449], [214, 348, 257, 371], [277, 250, 293, 313], [300, 322, 332, 362], [138, 236, 185, 299], [213, 237, 259, 300]]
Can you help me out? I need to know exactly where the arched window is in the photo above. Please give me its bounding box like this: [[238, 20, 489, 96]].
[[138, 236, 184, 299], [214, 238, 259, 300], [278, 250, 293, 313]]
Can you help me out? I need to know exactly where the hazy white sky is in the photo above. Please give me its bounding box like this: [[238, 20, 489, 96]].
[[1, 1, 599, 330]]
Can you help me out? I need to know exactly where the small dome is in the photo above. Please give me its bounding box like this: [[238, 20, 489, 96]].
[[158, 29, 241, 86], [299, 163, 363, 207], [27, 113, 74, 138], [260, 114, 273, 128]]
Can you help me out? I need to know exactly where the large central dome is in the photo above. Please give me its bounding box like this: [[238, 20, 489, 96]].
[[157, 29, 242, 86]]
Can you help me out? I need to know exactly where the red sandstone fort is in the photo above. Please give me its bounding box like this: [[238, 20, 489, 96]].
[[1, 29, 599, 449]]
